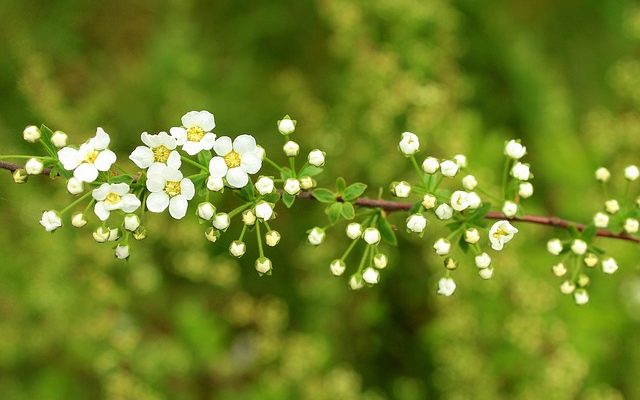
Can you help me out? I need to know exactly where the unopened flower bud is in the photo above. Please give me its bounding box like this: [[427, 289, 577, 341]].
[[133, 226, 147, 240], [437, 277, 456, 296], [577, 273, 590, 287], [475, 252, 492, 269], [391, 181, 411, 198], [124, 214, 141, 232], [406, 213, 427, 234], [283, 140, 300, 157], [362, 267, 380, 284], [547, 239, 563, 255], [40, 210, 62, 232], [67, 177, 84, 195], [593, 212, 609, 228], [433, 238, 451, 256], [595, 167, 610, 182], [624, 218, 639, 234], [25, 158, 44, 175], [307, 227, 325, 246], [584, 253, 598, 268], [207, 176, 224, 192], [108, 228, 120, 242], [605, 199, 620, 214], [330, 259, 346, 276], [552, 263, 567, 277], [464, 228, 480, 244], [422, 194, 437, 209], [205, 227, 220, 243], [454, 154, 467, 168], [511, 162, 531, 181], [450, 191, 470, 212], [12, 169, 28, 184], [363, 227, 381, 245], [265, 230, 281, 246], [254, 201, 273, 221], [277, 115, 296, 135], [346, 223, 363, 240], [625, 165, 639, 181], [422, 157, 440, 174], [51, 131, 68, 148], [505, 139, 526, 159], [349, 274, 364, 290], [574, 288, 589, 305], [462, 175, 478, 190], [435, 204, 453, 220], [478, 267, 494, 280], [444, 257, 458, 270], [197, 202, 216, 220], [518, 182, 534, 198], [93, 227, 110, 243], [229, 240, 246, 258], [439, 160, 458, 177], [284, 178, 301, 195], [255, 257, 272, 274], [502, 201, 518, 217], [560, 280, 576, 294], [602, 257, 618, 274], [115, 245, 130, 260], [299, 176, 315, 190], [571, 239, 587, 255], [373, 253, 388, 269], [308, 149, 325, 167], [398, 132, 420, 155], [255, 176, 274, 194], [71, 212, 87, 228], [242, 209, 256, 226], [23, 125, 41, 143], [212, 213, 230, 230], [467, 192, 482, 209]]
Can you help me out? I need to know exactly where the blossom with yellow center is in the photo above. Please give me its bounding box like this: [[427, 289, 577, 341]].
[[146, 166, 195, 220], [130, 132, 181, 171], [488, 220, 518, 251], [92, 183, 141, 221], [209, 135, 262, 189], [170, 110, 217, 155], [58, 127, 117, 183]]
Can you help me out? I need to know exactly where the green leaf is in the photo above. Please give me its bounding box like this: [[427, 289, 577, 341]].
[[342, 183, 367, 201], [298, 165, 323, 177], [325, 202, 342, 224], [341, 202, 355, 220], [197, 150, 213, 166], [468, 203, 491, 222], [459, 235, 470, 253], [567, 225, 580, 239], [410, 201, 422, 214], [312, 188, 336, 203], [582, 224, 597, 242], [262, 192, 281, 203], [39, 125, 57, 158], [283, 192, 296, 208], [239, 180, 256, 202], [377, 217, 397, 246], [280, 168, 292, 180], [109, 174, 134, 184], [336, 177, 346, 194]]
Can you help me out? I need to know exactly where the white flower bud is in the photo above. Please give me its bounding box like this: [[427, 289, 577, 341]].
[[284, 178, 301, 195], [437, 277, 456, 296], [51, 131, 68, 148], [124, 214, 141, 232], [406, 214, 427, 234], [23, 125, 41, 143], [93, 227, 110, 243], [570, 239, 587, 255], [345, 223, 363, 240], [510, 162, 531, 181], [254, 201, 273, 221], [502, 201, 518, 218], [255, 257, 272, 274], [547, 239, 563, 255], [362, 267, 380, 284], [593, 212, 609, 228], [307, 149, 325, 167], [265, 230, 281, 246], [330, 259, 346, 276], [299, 176, 315, 190], [465, 228, 480, 244], [255, 176, 274, 195], [475, 252, 492, 269], [625, 165, 639, 181], [12, 169, 28, 184], [605, 199, 620, 214], [478, 267, 494, 280], [435, 203, 453, 220], [466, 192, 482, 209], [108, 228, 120, 242], [584, 253, 598, 268], [363, 227, 381, 245], [205, 227, 220, 243], [283, 140, 300, 157], [505, 139, 526, 159], [277, 116, 296, 135], [242, 209, 256, 226], [40, 210, 62, 232], [422, 194, 437, 209], [462, 175, 478, 190], [450, 191, 470, 212], [25, 158, 44, 175], [574, 289, 589, 305], [398, 131, 420, 155], [71, 212, 87, 228], [433, 238, 451, 256], [197, 202, 216, 220], [229, 240, 246, 258], [66, 177, 84, 195], [624, 218, 639, 234], [595, 167, 610, 182], [552, 263, 567, 277], [349, 274, 364, 290], [115, 245, 129, 260], [439, 160, 458, 177], [212, 213, 230, 230], [207, 176, 224, 192], [602, 257, 618, 274], [454, 154, 467, 168], [560, 280, 576, 294], [373, 253, 388, 269], [422, 157, 440, 174], [577, 274, 590, 287], [518, 182, 534, 198], [255, 145, 266, 160], [392, 181, 411, 198], [307, 227, 325, 246]]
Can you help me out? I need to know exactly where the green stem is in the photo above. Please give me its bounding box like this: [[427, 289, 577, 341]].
[[264, 157, 284, 173], [228, 202, 252, 218], [357, 246, 371, 274], [502, 158, 512, 199], [181, 156, 208, 172], [239, 224, 248, 241], [256, 221, 264, 257], [341, 238, 360, 261], [0, 155, 52, 160], [289, 157, 297, 178], [60, 191, 93, 215], [410, 156, 426, 185]]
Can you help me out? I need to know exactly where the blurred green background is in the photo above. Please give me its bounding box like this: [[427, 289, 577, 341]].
[[1, 0, 639, 399]]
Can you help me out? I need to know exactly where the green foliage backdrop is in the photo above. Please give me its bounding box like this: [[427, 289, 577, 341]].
[[0, 1, 639, 398]]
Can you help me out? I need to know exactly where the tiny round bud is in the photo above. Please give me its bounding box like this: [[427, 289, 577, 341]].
[[406, 213, 427, 234], [283, 140, 300, 157], [422, 157, 440, 174], [502, 201, 518, 218], [115, 245, 130, 260], [391, 181, 411, 198], [71, 212, 87, 228], [265, 230, 281, 247], [583, 253, 598, 268], [254, 201, 273, 221], [133, 226, 147, 241], [51, 131, 68, 148], [124, 214, 141, 232], [467, 192, 482, 209], [197, 202, 216, 221], [505, 139, 526, 159], [212, 213, 230, 230], [437, 277, 456, 296], [624, 218, 639, 234], [242, 209, 256, 226], [108, 228, 120, 242], [570, 239, 587, 255], [363, 227, 381, 245], [595, 167, 610, 182], [593, 212, 609, 228], [25, 158, 44, 175], [552, 263, 567, 277], [307, 227, 325, 246], [12, 169, 28, 184], [450, 191, 470, 212], [478, 267, 494, 280], [625, 165, 639, 181], [255, 145, 266, 160], [602, 257, 618, 274], [547, 239, 563, 255], [362, 267, 380, 284], [518, 182, 534, 198], [422, 194, 437, 209], [277, 116, 296, 135], [307, 149, 326, 167], [373, 253, 388, 269], [207, 176, 224, 192], [435, 203, 453, 220], [462, 175, 478, 190], [345, 223, 363, 240], [330, 259, 346, 276], [23, 125, 41, 143], [439, 160, 458, 177], [398, 132, 420, 155], [349, 274, 364, 290], [299, 176, 315, 190], [284, 178, 301, 195], [574, 288, 589, 305], [475, 252, 492, 269], [465, 228, 480, 244], [255, 257, 273, 274], [444, 257, 458, 271], [577, 273, 590, 287], [93, 227, 110, 243], [205, 227, 220, 243], [454, 154, 467, 168], [605, 199, 620, 214], [433, 238, 451, 256], [229, 240, 246, 258], [510, 162, 531, 181], [67, 178, 84, 195], [40, 210, 62, 232], [560, 280, 576, 294], [255, 176, 274, 195]]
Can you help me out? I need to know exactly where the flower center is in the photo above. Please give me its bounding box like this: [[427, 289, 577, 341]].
[[106, 192, 122, 205], [164, 180, 182, 197], [224, 151, 241, 168], [84, 150, 99, 164], [186, 126, 205, 142], [492, 227, 508, 239], [153, 145, 170, 163]]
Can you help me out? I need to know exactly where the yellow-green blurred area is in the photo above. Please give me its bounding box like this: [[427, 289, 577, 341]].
[[1, 0, 640, 398]]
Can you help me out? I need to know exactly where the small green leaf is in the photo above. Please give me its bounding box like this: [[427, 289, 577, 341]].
[[567, 225, 580, 239], [377, 217, 397, 246], [459, 236, 469, 253], [410, 201, 422, 214], [312, 188, 336, 203], [197, 150, 213, 166], [342, 183, 367, 201], [582, 224, 597, 242], [298, 165, 323, 177], [280, 168, 292, 180], [341, 202, 355, 220], [283, 192, 296, 208], [326, 202, 342, 224], [109, 174, 134, 184], [336, 177, 346, 194], [39, 125, 57, 158], [262, 192, 281, 203], [239, 180, 256, 202]]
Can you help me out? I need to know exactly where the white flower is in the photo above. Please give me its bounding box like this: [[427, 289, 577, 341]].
[[363, 228, 381, 245], [129, 131, 181, 171], [440, 160, 458, 177], [308, 149, 326, 167], [552, 263, 567, 277], [71, 212, 87, 228], [207, 176, 224, 192], [212, 213, 230, 230], [229, 240, 246, 258], [605, 199, 620, 214], [115, 245, 130, 260], [625, 165, 639, 181], [505, 139, 526, 159], [255, 201, 274, 221], [422, 194, 437, 209], [518, 182, 534, 198], [255, 176, 275, 195], [433, 238, 451, 256], [197, 202, 216, 220], [392, 181, 411, 198], [602, 257, 619, 274], [502, 201, 518, 218], [92, 183, 141, 221], [362, 267, 380, 284], [209, 135, 262, 189], [584, 253, 598, 268], [373, 253, 388, 269], [595, 167, 610, 182], [66, 177, 84, 195], [40, 210, 62, 232], [437, 277, 456, 296], [547, 239, 563, 255], [346, 223, 363, 240], [435, 203, 453, 220], [242, 210, 256, 225], [570, 239, 587, 255], [330, 259, 346, 276], [57, 127, 117, 182], [406, 214, 427, 233], [489, 220, 518, 251], [422, 157, 440, 174], [574, 289, 589, 305], [308, 227, 326, 246], [467, 192, 482, 209], [265, 230, 281, 246], [465, 228, 480, 244], [277, 115, 296, 135], [475, 252, 492, 269], [146, 166, 195, 219], [51, 131, 68, 148], [255, 257, 272, 274], [124, 214, 141, 232], [478, 268, 494, 280], [23, 125, 41, 142], [510, 162, 531, 181], [284, 178, 301, 195], [454, 154, 467, 168], [462, 175, 478, 190], [108, 228, 120, 242], [450, 191, 470, 212], [398, 131, 420, 155], [625, 218, 639, 234], [560, 280, 576, 294], [349, 275, 364, 290], [169, 110, 216, 155], [25, 158, 44, 175], [283, 141, 300, 157]]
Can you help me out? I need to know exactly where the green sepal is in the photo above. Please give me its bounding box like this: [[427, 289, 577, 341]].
[[312, 188, 336, 203], [342, 183, 367, 201], [341, 202, 355, 220], [326, 202, 342, 224]]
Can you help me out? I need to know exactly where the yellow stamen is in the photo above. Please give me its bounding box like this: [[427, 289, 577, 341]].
[[153, 145, 170, 163], [84, 150, 99, 164], [165, 181, 181, 197], [186, 126, 205, 142], [224, 151, 241, 168], [106, 192, 122, 205]]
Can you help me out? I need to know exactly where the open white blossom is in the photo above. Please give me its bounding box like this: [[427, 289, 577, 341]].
[[209, 135, 262, 188], [146, 166, 195, 219], [129, 131, 181, 171], [40, 210, 62, 232], [58, 128, 117, 182], [450, 191, 470, 212], [505, 139, 526, 159], [92, 183, 141, 221], [489, 220, 518, 251], [170, 110, 216, 155], [437, 277, 456, 296], [398, 132, 419, 155]]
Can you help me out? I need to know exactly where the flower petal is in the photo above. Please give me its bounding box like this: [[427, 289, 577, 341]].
[[157, 131, 177, 149], [200, 132, 216, 150], [181, 111, 200, 128], [240, 152, 262, 174], [197, 111, 215, 131], [233, 134, 256, 155], [226, 167, 249, 188], [182, 141, 202, 156], [170, 127, 187, 145], [147, 192, 170, 213], [166, 151, 182, 169], [140, 132, 156, 147], [92, 183, 111, 201], [111, 183, 130, 195], [162, 167, 183, 182], [94, 201, 111, 221], [146, 175, 166, 192], [169, 195, 188, 219], [180, 178, 195, 200], [121, 194, 141, 213], [129, 146, 154, 169], [57, 147, 81, 170], [213, 136, 232, 156], [94, 150, 117, 171], [74, 163, 99, 182], [91, 127, 111, 150]]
